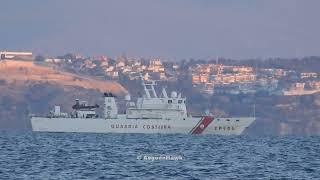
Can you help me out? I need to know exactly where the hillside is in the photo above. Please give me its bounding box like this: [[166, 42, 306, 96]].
[[0, 60, 127, 94], [0, 60, 127, 130]]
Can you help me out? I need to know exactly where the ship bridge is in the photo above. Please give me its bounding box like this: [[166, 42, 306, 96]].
[[123, 78, 188, 120]]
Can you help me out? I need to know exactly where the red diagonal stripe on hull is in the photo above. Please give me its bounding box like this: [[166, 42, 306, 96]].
[[189, 117, 203, 134], [191, 116, 214, 134]]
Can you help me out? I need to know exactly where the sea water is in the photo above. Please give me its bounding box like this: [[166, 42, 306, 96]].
[[0, 132, 319, 179]]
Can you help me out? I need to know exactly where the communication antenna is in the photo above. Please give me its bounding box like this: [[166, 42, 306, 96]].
[[253, 102, 256, 118]]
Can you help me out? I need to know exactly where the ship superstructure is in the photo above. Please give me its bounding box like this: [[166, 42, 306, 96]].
[[31, 77, 255, 135]]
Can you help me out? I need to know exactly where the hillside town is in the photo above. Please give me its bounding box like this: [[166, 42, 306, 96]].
[[1, 51, 320, 97], [1, 50, 320, 135]]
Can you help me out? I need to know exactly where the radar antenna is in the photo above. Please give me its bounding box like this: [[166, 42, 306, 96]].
[[139, 73, 158, 98]]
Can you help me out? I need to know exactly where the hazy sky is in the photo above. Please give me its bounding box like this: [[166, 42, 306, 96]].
[[0, 0, 319, 59]]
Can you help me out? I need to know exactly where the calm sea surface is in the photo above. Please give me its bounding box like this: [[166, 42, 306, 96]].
[[0, 132, 319, 179]]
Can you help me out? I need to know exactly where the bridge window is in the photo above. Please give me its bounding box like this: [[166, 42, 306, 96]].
[[226, 119, 230, 121], [184, 100, 186, 104], [168, 100, 172, 103], [236, 119, 239, 122], [178, 100, 182, 104]]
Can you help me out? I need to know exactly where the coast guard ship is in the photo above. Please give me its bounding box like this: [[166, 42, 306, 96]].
[[31, 78, 255, 135]]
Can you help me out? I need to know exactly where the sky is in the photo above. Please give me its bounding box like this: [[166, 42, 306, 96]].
[[0, 0, 319, 60]]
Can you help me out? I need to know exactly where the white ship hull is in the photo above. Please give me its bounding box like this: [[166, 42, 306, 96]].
[[31, 115, 255, 135], [31, 78, 255, 135]]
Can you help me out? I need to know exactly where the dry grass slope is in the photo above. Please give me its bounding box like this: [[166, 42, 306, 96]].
[[0, 60, 127, 94]]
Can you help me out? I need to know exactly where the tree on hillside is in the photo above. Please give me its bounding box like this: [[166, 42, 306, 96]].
[[35, 55, 45, 62]]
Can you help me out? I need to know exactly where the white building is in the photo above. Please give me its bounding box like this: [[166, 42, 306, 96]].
[[0, 51, 33, 60]]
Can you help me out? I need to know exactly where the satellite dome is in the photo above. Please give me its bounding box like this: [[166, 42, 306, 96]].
[[171, 91, 177, 98], [125, 94, 131, 101]]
